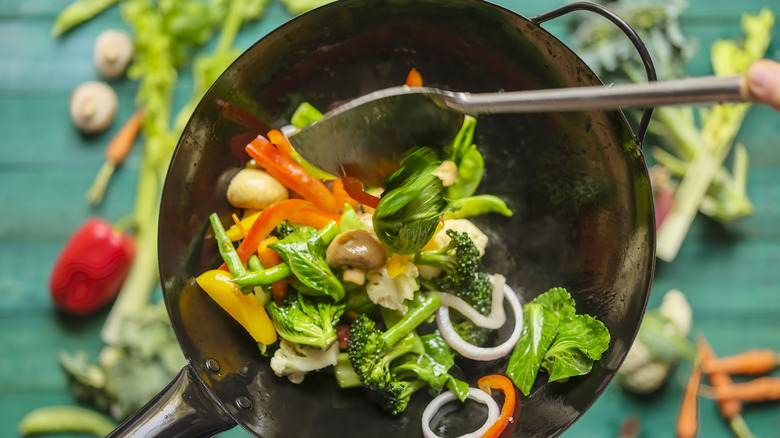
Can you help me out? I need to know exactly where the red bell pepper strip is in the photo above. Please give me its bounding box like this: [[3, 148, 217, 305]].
[[49, 217, 136, 316], [332, 178, 359, 211], [477, 374, 518, 438], [342, 176, 381, 209], [246, 134, 339, 214], [287, 207, 341, 229], [223, 199, 310, 269]]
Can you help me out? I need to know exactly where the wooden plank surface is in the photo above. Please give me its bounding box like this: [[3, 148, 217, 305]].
[[1, 1, 779, 437]]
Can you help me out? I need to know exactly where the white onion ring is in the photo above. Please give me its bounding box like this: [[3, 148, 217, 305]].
[[421, 388, 500, 438], [436, 282, 523, 361], [434, 274, 506, 329]]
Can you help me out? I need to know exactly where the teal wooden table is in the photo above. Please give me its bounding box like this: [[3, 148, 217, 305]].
[[1, 1, 779, 437]]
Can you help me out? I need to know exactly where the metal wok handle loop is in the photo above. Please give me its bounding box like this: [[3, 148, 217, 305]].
[[107, 365, 237, 438], [531, 1, 658, 148]]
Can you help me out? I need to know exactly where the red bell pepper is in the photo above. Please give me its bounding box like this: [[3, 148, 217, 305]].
[[331, 178, 359, 212], [49, 218, 135, 316], [341, 176, 381, 209], [226, 199, 310, 267], [477, 374, 518, 438], [246, 134, 339, 214]]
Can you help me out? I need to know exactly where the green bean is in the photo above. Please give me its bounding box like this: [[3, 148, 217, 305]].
[[445, 194, 513, 219], [209, 213, 246, 277], [248, 254, 264, 272], [232, 264, 292, 286], [18, 406, 115, 436], [51, 0, 120, 37]]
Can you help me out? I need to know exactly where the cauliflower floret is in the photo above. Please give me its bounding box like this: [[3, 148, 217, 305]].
[[418, 218, 489, 279], [270, 339, 339, 384], [366, 263, 419, 312]]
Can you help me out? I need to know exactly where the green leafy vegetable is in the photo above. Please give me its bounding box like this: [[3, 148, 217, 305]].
[[506, 287, 610, 396], [266, 292, 345, 348], [269, 223, 345, 301], [542, 314, 610, 381], [373, 147, 450, 255], [445, 116, 484, 200], [339, 204, 366, 233], [506, 303, 561, 396]]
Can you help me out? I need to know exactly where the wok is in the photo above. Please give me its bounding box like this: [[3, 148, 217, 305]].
[[110, 0, 656, 436]]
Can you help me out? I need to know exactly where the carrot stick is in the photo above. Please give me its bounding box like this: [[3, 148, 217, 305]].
[[697, 337, 756, 438], [704, 349, 780, 376], [713, 376, 780, 402], [257, 236, 288, 304], [86, 109, 144, 205], [697, 337, 741, 420], [405, 68, 422, 87], [677, 362, 702, 438]]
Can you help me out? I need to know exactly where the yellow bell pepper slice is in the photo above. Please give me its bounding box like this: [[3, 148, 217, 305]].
[[196, 269, 277, 345]]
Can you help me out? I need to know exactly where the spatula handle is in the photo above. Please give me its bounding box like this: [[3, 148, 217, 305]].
[[448, 75, 751, 114]]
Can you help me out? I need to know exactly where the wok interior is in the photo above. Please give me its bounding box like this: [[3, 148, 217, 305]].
[[158, 0, 655, 436]]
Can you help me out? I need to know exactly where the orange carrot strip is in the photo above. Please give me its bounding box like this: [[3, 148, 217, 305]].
[[86, 109, 144, 205], [704, 349, 779, 375], [677, 363, 702, 438], [405, 68, 423, 87], [258, 236, 288, 304]]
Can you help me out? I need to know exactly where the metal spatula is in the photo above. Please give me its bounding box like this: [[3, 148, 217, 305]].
[[288, 75, 754, 186]]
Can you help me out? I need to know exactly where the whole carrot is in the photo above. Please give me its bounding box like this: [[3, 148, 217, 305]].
[[714, 376, 780, 402], [677, 362, 702, 438], [86, 109, 144, 205], [704, 349, 780, 375], [697, 337, 755, 438]]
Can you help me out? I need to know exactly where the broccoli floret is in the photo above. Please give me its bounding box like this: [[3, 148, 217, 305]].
[[266, 292, 345, 349], [346, 292, 442, 415], [414, 229, 481, 290], [272, 220, 299, 239]]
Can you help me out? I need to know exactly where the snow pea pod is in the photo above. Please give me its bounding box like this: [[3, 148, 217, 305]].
[[446, 194, 513, 219], [447, 145, 485, 200], [18, 405, 115, 436]]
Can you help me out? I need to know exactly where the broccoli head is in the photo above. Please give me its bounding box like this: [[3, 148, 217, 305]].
[[266, 292, 345, 349], [414, 229, 481, 290], [346, 292, 443, 415]]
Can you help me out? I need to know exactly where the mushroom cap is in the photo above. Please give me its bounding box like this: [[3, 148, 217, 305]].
[[69, 81, 118, 134], [93, 29, 134, 80], [326, 229, 387, 270]]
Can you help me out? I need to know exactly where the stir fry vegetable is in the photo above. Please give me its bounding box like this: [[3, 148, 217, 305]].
[[194, 93, 609, 425]]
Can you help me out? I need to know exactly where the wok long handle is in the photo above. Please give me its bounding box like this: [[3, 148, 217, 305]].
[[107, 365, 237, 438], [446, 75, 754, 113]]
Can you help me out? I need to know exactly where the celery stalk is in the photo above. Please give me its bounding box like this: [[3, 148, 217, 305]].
[[655, 9, 773, 261]]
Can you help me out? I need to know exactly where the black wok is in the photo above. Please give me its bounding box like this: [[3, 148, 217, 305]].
[[110, 0, 656, 436]]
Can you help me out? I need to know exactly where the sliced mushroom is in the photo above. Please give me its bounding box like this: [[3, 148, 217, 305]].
[[326, 229, 387, 270], [94, 29, 134, 80], [227, 168, 289, 210], [69, 81, 118, 134]]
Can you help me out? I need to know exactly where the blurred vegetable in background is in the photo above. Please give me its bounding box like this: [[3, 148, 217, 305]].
[[571, 1, 775, 262], [32, 0, 334, 429], [49, 217, 135, 316]]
